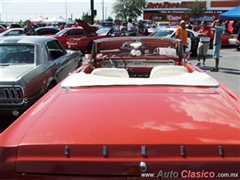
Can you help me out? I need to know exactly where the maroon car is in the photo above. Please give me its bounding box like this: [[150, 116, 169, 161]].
[[0, 24, 6, 33]]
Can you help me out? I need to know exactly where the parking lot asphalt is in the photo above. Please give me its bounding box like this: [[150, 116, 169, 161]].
[[188, 46, 240, 95]]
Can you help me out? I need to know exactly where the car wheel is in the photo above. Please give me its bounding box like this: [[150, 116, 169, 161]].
[[236, 45, 240, 51]]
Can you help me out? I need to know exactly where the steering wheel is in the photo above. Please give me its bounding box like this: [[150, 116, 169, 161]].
[[102, 54, 127, 69]]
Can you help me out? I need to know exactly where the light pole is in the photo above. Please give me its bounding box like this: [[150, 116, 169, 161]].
[[65, 0, 68, 20], [102, 0, 104, 21], [0, 0, 2, 21], [90, 0, 94, 25], [105, 7, 107, 20]]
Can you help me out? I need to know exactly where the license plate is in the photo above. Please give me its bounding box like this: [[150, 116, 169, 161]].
[[68, 44, 71, 48]]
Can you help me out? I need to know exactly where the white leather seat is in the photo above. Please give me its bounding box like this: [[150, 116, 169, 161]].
[[91, 68, 129, 78], [149, 65, 188, 78]]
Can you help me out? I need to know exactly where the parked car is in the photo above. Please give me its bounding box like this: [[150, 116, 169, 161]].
[[48, 26, 87, 49], [8, 23, 22, 29], [0, 27, 59, 37], [0, 36, 82, 116], [1, 36, 239, 179], [149, 27, 199, 56], [35, 27, 59, 35], [0, 24, 7, 33], [66, 20, 114, 53], [90, 25, 100, 32], [229, 33, 240, 51], [0, 24, 7, 28], [96, 27, 114, 35], [100, 21, 115, 28], [0, 28, 24, 37], [156, 22, 171, 28], [209, 29, 231, 48]]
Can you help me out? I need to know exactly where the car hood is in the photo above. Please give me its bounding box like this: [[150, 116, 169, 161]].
[[75, 20, 97, 35], [0, 64, 34, 82], [9, 87, 240, 175]]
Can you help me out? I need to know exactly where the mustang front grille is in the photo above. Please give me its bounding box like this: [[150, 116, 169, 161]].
[[1, 87, 24, 105]]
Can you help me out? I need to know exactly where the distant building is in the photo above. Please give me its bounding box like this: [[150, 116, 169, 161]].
[[143, 0, 240, 24]]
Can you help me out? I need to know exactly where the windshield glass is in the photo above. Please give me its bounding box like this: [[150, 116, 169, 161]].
[[0, 45, 34, 64], [55, 28, 68, 36], [158, 23, 170, 28], [96, 28, 111, 35], [150, 29, 174, 37], [101, 22, 114, 27]]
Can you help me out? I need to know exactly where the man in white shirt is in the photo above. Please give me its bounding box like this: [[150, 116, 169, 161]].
[[127, 18, 134, 31]]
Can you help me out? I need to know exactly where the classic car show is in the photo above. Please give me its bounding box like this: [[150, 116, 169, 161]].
[[0, 0, 240, 179], [1, 36, 240, 179]]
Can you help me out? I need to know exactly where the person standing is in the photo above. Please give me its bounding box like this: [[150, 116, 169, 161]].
[[186, 22, 193, 30], [127, 18, 134, 32], [232, 20, 239, 34], [195, 21, 211, 67], [210, 20, 223, 72], [175, 20, 188, 53], [24, 20, 36, 35], [138, 20, 145, 34], [127, 18, 136, 36], [59, 24, 64, 30], [222, 20, 229, 33], [73, 22, 78, 27], [192, 22, 201, 32]]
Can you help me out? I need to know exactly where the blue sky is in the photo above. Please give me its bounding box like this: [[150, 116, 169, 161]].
[[0, 0, 115, 22]]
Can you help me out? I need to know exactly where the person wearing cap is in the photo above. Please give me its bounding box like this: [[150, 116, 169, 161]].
[[195, 21, 211, 67], [210, 19, 223, 72], [175, 20, 188, 53]]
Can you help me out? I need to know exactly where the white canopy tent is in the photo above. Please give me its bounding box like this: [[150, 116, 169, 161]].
[[41, 17, 70, 26]]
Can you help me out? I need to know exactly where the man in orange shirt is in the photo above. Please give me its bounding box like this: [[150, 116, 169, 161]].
[[175, 20, 188, 53]]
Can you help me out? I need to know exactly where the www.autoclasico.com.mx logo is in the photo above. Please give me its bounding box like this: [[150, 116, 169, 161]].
[[141, 170, 239, 178]]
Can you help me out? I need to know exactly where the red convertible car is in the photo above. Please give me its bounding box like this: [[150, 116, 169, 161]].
[[1, 37, 239, 179]]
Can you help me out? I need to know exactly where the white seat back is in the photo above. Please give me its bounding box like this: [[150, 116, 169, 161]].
[[91, 68, 129, 78], [149, 65, 188, 78]]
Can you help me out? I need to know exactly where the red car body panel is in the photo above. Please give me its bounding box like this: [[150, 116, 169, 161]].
[[1, 85, 240, 178], [0, 28, 6, 33], [50, 20, 97, 49], [76, 20, 96, 35], [49, 27, 85, 49], [66, 20, 108, 52], [67, 34, 107, 51], [1, 37, 239, 179], [0, 24, 7, 33]]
